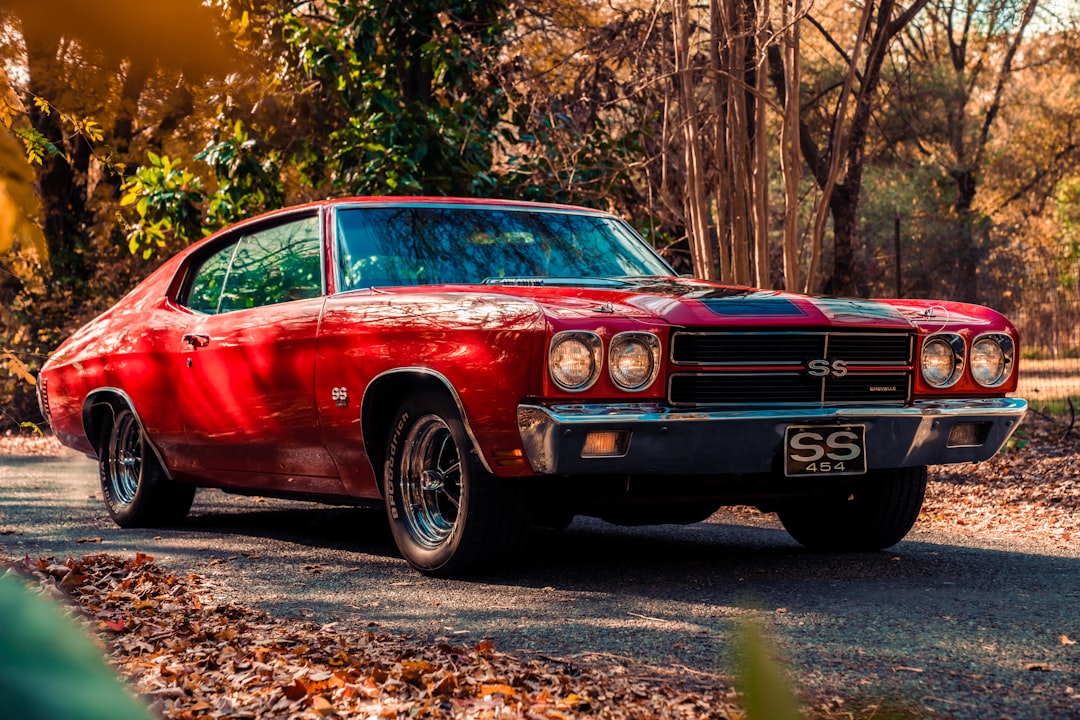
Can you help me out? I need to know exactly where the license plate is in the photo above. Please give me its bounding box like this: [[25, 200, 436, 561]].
[[784, 424, 867, 477]]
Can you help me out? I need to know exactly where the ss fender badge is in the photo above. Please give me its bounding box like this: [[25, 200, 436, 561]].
[[331, 387, 349, 408]]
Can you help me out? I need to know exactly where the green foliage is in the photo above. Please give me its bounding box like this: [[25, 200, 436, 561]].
[[119, 121, 286, 259], [195, 120, 284, 229], [1055, 177, 1080, 281], [278, 0, 511, 197], [120, 152, 204, 259], [13, 127, 59, 165], [0, 574, 153, 720], [500, 107, 649, 208]]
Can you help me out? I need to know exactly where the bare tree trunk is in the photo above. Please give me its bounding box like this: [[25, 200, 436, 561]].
[[22, 24, 92, 285], [752, 0, 771, 289], [724, 0, 752, 285], [674, 0, 716, 278], [950, 0, 1038, 303], [802, 0, 874, 294], [779, 0, 802, 292], [710, 0, 733, 282]]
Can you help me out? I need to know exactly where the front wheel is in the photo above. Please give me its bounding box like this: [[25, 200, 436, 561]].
[[383, 391, 529, 577], [98, 406, 194, 528], [777, 466, 927, 551]]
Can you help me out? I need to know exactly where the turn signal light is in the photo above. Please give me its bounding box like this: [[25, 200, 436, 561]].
[[493, 449, 526, 467], [947, 422, 987, 448], [581, 431, 630, 458]]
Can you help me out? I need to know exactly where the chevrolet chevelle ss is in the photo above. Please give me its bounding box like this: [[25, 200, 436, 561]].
[[39, 198, 1027, 576]]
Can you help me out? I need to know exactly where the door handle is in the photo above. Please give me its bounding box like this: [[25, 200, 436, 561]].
[[182, 333, 211, 348]]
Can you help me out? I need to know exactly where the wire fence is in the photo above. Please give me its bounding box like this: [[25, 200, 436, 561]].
[[1013, 304, 1080, 427]]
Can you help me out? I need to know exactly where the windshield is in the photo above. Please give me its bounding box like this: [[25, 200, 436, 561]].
[[334, 205, 673, 290]]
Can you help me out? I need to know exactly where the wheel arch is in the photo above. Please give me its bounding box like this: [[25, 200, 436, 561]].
[[81, 388, 173, 479], [361, 368, 491, 488]]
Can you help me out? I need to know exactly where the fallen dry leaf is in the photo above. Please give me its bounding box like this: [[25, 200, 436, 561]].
[[2, 553, 741, 720]]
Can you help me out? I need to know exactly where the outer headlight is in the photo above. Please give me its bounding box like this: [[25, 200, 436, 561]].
[[921, 334, 965, 388], [970, 334, 1014, 388], [609, 332, 661, 391], [549, 331, 602, 391]]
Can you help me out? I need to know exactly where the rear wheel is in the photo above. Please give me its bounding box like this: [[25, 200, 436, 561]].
[[777, 466, 927, 551], [99, 406, 194, 527], [384, 391, 529, 577]]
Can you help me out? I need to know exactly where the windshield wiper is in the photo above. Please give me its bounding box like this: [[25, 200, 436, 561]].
[[481, 276, 629, 287], [482, 276, 547, 286]]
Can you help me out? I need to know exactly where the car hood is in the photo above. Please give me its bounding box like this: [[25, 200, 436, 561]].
[[471, 277, 921, 330]]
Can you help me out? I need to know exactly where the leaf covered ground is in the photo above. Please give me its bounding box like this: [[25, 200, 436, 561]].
[[3, 552, 743, 719], [922, 417, 1079, 548]]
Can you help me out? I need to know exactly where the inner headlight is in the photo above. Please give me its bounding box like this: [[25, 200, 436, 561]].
[[609, 332, 661, 391], [549, 331, 602, 391], [921, 334, 965, 388], [970, 334, 1014, 387]]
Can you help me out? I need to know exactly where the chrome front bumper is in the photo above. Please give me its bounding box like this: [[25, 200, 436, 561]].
[[516, 398, 1027, 475]]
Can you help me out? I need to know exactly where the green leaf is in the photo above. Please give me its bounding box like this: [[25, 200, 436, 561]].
[[0, 575, 154, 720], [735, 619, 804, 720], [18, 421, 44, 436], [83, 119, 104, 143]]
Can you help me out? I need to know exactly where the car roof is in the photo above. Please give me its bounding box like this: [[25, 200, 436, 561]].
[[255, 196, 617, 220]]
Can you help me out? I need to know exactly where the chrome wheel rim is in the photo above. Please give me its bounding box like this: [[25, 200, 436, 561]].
[[400, 414, 462, 549], [107, 413, 142, 506]]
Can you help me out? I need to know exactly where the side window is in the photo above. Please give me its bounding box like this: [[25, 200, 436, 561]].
[[186, 242, 238, 314], [185, 215, 323, 314]]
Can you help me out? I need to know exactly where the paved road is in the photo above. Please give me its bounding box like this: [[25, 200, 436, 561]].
[[1, 450, 1077, 719]]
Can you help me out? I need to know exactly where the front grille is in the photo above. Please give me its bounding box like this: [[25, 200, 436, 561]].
[[668, 331, 913, 406], [671, 331, 912, 366]]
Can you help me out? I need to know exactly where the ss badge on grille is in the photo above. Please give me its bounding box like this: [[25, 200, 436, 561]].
[[806, 358, 848, 378]]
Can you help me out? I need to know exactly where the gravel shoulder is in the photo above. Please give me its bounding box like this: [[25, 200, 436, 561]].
[[1, 427, 1078, 719]]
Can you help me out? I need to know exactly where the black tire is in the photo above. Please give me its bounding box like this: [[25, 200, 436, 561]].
[[98, 406, 195, 528], [383, 391, 529, 577], [777, 466, 927, 551]]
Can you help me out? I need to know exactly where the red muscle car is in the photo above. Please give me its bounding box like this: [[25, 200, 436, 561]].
[[39, 198, 1027, 576]]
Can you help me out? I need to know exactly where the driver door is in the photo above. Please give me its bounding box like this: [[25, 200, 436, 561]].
[[175, 212, 340, 487]]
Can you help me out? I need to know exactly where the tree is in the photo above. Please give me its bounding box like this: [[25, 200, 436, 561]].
[[887, 0, 1069, 303], [0, 0, 244, 428], [276, 0, 513, 197], [768, 0, 929, 295], [0, 0, 236, 279]]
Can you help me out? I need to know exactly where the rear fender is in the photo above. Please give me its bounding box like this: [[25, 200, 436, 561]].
[[82, 388, 174, 480]]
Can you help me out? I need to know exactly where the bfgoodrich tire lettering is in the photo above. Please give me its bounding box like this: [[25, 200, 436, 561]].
[[384, 391, 529, 577], [98, 406, 194, 528], [777, 466, 927, 551]]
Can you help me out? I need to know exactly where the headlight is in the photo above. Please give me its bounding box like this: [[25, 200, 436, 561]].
[[609, 332, 661, 391], [970, 334, 1014, 387], [921, 334, 965, 388], [549, 331, 602, 391]]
